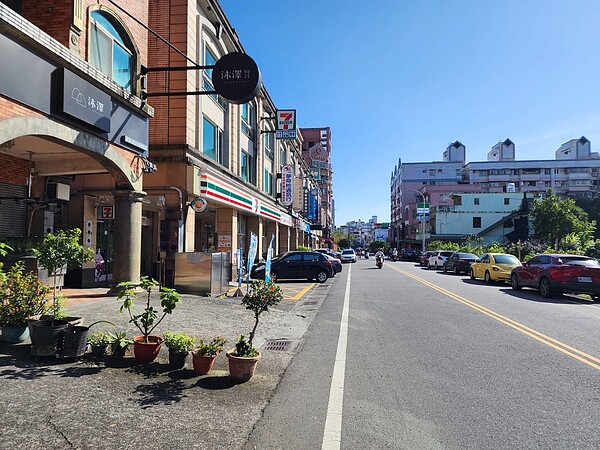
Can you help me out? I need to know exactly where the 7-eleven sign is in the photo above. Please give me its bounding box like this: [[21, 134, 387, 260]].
[[276, 110, 296, 130]]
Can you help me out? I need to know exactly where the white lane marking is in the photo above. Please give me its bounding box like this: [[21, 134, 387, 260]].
[[321, 263, 352, 450]]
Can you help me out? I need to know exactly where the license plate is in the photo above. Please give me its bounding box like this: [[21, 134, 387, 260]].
[[577, 276, 592, 283]]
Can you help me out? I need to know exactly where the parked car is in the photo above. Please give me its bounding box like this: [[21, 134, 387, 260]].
[[250, 251, 334, 283], [315, 248, 342, 260], [401, 247, 419, 262], [427, 250, 453, 270], [420, 251, 435, 267], [340, 248, 357, 263], [443, 252, 479, 275], [470, 253, 521, 284], [510, 254, 600, 299], [325, 254, 342, 274]]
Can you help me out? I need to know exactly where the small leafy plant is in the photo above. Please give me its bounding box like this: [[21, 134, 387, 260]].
[[88, 331, 111, 346], [163, 331, 196, 354], [117, 276, 181, 343], [233, 335, 259, 358], [0, 262, 49, 326], [108, 330, 133, 349], [193, 336, 228, 356]]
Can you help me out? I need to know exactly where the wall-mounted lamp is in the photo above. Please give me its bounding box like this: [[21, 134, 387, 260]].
[[215, 22, 222, 39]]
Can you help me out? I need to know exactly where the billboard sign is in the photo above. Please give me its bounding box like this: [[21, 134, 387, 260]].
[[280, 164, 294, 206]]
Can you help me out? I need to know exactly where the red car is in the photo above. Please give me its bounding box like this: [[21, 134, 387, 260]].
[[510, 254, 600, 300]]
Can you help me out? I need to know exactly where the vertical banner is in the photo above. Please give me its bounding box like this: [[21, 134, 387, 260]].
[[237, 248, 243, 287], [246, 232, 258, 283], [265, 234, 275, 283]]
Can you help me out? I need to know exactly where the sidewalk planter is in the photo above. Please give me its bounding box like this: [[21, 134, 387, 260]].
[[133, 336, 163, 363], [60, 325, 89, 358], [1, 325, 30, 343], [192, 353, 217, 375], [26, 315, 82, 336], [110, 343, 128, 359], [30, 319, 69, 356], [90, 343, 108, 356], [168, 350, 188, 369], [226, 349, 261, 383]]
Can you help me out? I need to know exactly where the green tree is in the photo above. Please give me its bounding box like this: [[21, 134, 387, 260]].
[[531, 190, 595, 250]]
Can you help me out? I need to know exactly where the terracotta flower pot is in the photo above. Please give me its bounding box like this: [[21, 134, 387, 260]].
[[192, 353, 217, 375], [226, 349, 261, 383], [133, 335, 163, 363]]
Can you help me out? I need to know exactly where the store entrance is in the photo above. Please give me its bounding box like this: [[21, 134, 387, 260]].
[[95, 215, 114, 285]]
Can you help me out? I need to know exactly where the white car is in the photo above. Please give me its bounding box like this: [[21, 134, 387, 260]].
[[427, 250, 453, 270], [340, 248, 357, 263]]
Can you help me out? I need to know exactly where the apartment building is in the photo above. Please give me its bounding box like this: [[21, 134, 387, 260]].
[[0, 1, 154, 287], [0, 0, 321, 290], [300, 127, 334, 246], [391, 137, 600, 250]]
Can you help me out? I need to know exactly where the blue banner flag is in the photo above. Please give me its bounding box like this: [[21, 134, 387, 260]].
[[247, 232, 258, 280], [264, 234, 275, 283]]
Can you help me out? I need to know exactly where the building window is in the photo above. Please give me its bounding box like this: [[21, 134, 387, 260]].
[[89, 10, 133, 92], [264, 131, 274, 161], [202, 117, 225, 164], [474, 198, 480, 205], [429, 169, 436, 176], [264, 168, 274, 196], [504, 198, 510, 205], [241, 103, 255, 139], [280, 147, 287, 167], [473, 217, 482, 228], [241, 151, 250, 182]]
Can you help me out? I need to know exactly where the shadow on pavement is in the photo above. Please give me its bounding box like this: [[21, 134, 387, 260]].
[[196, 375, 237, 390]]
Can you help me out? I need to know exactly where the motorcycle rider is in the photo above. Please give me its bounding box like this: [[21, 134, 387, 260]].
[[375, 248, 385, 264], [392, 248, 398, 261]]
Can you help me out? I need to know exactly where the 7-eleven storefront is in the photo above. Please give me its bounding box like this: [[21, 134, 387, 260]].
[[194, 171, 295, 278]]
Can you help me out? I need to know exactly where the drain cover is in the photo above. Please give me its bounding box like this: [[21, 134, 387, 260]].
[[263, 339, 293, 351], [303, 301, 317, 306]]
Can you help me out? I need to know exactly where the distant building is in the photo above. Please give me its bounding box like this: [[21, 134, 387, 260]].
[[391, 137, 600, 249]]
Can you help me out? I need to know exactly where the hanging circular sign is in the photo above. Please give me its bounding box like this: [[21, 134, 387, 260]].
[[189, 197, 208, 213], [212, 52, 262, 104]]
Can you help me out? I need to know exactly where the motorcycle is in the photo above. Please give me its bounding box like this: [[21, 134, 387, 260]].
[[364, 251, 369, 259], [376, 255, 384, 269]]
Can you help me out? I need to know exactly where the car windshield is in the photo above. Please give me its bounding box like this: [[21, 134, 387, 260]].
[[458, 253, 478, 259], [342, 249, 354, 255], [440, 252, 453, 257], [494, 255, 520, 265], [558, 256, 600, 267]]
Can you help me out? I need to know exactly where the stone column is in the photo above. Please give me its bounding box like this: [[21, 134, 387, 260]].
[[112, 189, 145, 288], [264, 220, 278, 255], [279, 225, 290, 253]]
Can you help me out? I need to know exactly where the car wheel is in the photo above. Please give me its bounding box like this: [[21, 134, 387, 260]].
[[316, 270, 328, 283], [484, 271, 492, 284], [454, 266, 460, 275], [469, 269, 475, 280], [539, 277, 553, 298], [443, 265, 447, 273], [270, 272, 278, 283], [511, 273, 522, 291]]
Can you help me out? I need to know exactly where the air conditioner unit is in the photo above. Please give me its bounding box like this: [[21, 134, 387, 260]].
[[592, 185, 597, 190], [47, 182, 70, 201], [592, 172, 598, 177]]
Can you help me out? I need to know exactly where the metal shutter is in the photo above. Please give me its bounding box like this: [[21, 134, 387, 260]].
[[0, 182, 27, 238]]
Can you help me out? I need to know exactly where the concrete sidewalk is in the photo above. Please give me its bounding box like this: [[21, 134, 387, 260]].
[[0, 280, 334, 449]]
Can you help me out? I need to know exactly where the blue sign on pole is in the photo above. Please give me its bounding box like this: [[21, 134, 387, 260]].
[[265, 235, 274, 283]]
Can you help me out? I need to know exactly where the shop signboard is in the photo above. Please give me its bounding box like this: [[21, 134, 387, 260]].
[[275, 110, 297, 139], [211, 52, 262, 104], [293, 177, 304, 212], [217, 234, 231, 252], [280, 164, 293, 206]]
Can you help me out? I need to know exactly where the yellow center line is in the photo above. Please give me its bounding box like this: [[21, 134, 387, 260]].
[[388, 265, 600, 371]]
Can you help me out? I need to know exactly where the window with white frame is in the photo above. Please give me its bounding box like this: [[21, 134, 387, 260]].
[[202, 117, 224, 165], [241, 103, 255, 139], [89, 10, 134, 91], [241, 150, 250, 182], [264, 168, 274, 196]]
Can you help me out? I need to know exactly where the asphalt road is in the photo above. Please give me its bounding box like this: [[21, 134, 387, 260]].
[[245, 258, 600, 449]]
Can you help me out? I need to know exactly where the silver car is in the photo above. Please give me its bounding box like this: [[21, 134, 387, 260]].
[[340, 248, 357, 263], [427, 250, 453, 270]]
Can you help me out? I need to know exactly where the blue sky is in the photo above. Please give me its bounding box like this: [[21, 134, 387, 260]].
[[219, 0, 600, 226]]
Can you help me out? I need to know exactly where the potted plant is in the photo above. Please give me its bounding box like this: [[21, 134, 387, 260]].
[[0, 261, 49, 343], [87, 331, 111, 356], [227, 280, 283, 382], [192, 336, 227, 375], [117, 276, 181, 363], [29, 229, 93, 356], [163, 331, 196, 369], [107, 330, 133, 358]]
